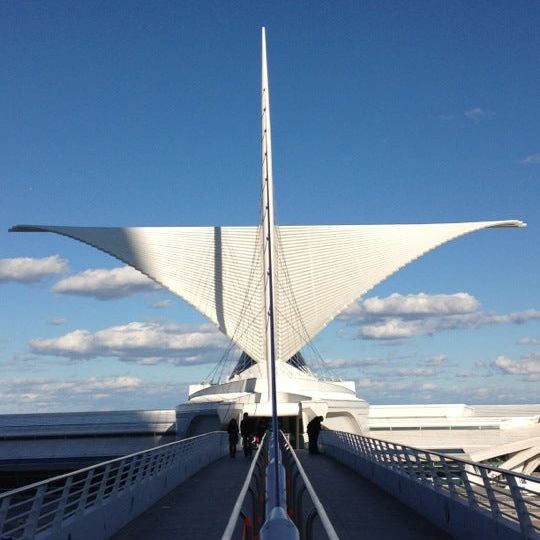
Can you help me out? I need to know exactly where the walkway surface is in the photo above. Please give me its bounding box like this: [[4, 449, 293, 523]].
[[111, 449, 453, 539], [297, 450, 452, 540], [110, 454, 250, 540]]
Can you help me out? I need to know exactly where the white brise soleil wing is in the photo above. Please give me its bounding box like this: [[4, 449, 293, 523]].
[[11, 220, 524, 364], [274, 220, 524, 362], [11, 224, 267, 363]]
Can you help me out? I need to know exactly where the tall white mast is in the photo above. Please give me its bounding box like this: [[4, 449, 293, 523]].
[[261, 27, 283, 510], [261, 27, 278, 407]]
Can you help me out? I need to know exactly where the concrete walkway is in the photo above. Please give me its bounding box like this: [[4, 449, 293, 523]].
[[110, 449, 453, 539], [110, 454, 251, 540], [297, 450, 452, 540]]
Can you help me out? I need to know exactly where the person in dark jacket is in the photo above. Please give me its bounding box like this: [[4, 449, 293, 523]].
[[227, 418, 239, 457], [307, 416, 324, 454], [240, 412, 253, 457]]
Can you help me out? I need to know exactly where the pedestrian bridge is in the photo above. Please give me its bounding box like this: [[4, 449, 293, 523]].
[[1, 431, 538, 539]]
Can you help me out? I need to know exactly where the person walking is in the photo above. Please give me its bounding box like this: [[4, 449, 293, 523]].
[[307, 416, 324, 454], [227, 418, 239, 458], [240, 412, 253, 457]]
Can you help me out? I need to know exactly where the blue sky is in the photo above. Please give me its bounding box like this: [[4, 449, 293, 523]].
[[1, 1, 539, 413]]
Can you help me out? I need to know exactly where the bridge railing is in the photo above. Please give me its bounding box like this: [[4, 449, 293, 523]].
[[321, 430, 540, 539], [0, 431, 227, 540], [222, 431, 339, 540], [279, 432, 339, 540], [221, 433, 268, 540]]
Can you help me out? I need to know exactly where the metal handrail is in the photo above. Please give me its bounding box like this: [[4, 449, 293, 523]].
[[0, 431, 227, 539], [221, 433, 268, 540], [280, 433, 339, 540], [321, 430, 540, 538]]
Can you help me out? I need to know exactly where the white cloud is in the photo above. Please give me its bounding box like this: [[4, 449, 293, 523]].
[[151, 299, 172, 309], [357, 378, 415, 393], [0, 255, 68, 283], [464, 107, 495, 121], [348, 292, 479, 317], [492, 355, 540, 381], [0, 376, 140, 401], [522, 153, 540, 165], [519, 337, 540, 345], [0, 376, 192, 413], [323, 358, 356, 369], [340, 292, 540, 340], [424, 354, 447, 366], [28, 321, 229, 365], [356, 377, 383, 389], [484, 310, 540, 325], [361, 318, 422, 339], [395, 367, 436, 377], [356, 376, 540, 404], [53, 266, 160, 300], [455, 370, 493, 379], [48, 317, 66, 326]]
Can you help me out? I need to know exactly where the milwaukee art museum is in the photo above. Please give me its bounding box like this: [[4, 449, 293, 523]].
[[10, 29, 540, 477]]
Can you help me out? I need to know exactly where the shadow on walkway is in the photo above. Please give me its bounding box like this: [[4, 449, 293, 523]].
[[297, 450, 452, 540], [111, 454, 251, 540]]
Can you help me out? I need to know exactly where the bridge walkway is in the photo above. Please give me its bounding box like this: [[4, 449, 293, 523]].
[[110, 448, 453, 539], [297, 450, 452, 540], [110, 454, 251, 540]]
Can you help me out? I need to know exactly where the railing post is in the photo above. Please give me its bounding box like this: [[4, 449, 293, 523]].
[[459, 463, 478, 507], [506, 473, 533, 537], [96, 464, 112, 505], [76, 469, 95, 516], [111, 459, 126, 494], [384, 442, 394, 467], [413, 450, 424, 482], [479, 467, 500, 518], [23, 484, 46, 538], [52, 476, 74, 530], [425, 453, 440, 487], [0, 496, 10, 534], [440, 456, 456, 497], [368, 438, 377, 461], [124, 455, 138, 489], [404, 449, 416, 480], [375, 439, 383, 463], [359, 436, 369, 458], [136, 453, 151, 482], [388, 443, 399, 469], [389, 443, 398, 469]]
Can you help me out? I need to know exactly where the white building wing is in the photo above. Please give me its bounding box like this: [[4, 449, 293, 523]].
[[274, 220, 523, 362], [11, 220, 523, 364]]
